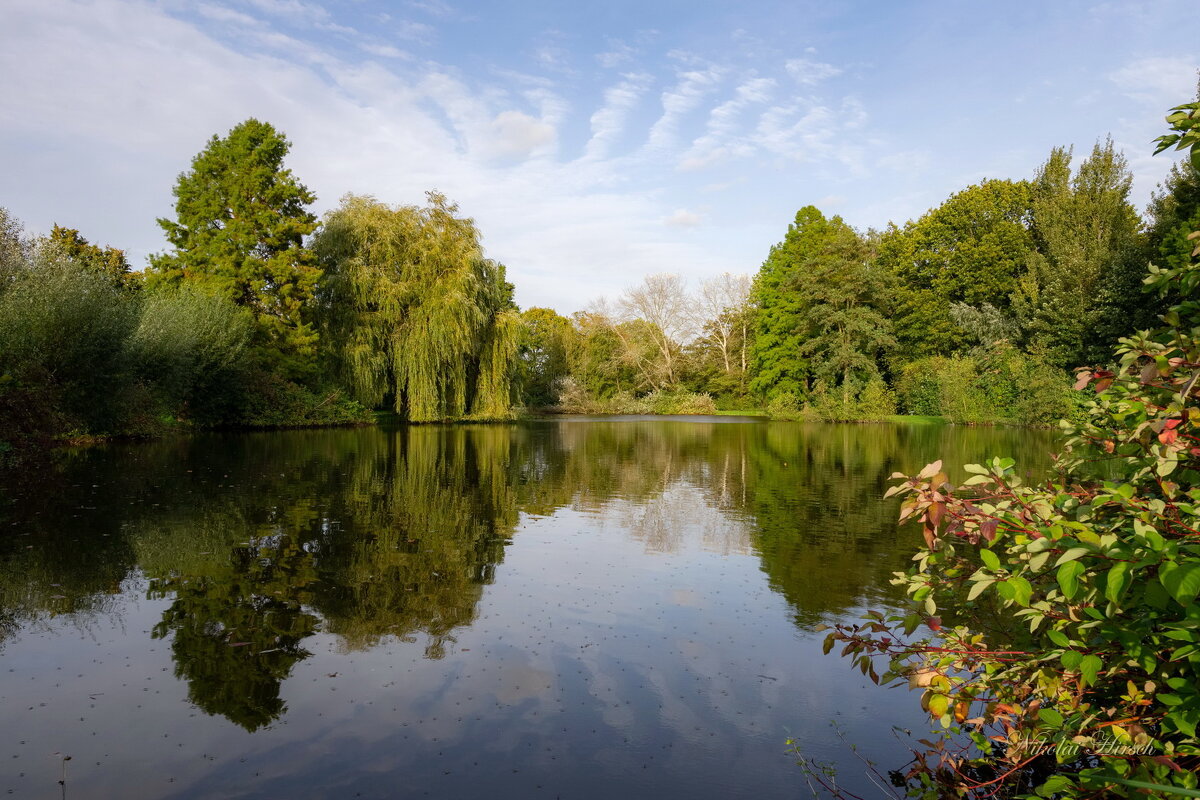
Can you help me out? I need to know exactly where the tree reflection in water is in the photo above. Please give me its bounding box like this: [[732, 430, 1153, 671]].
[[0, 420, 1057, 730]]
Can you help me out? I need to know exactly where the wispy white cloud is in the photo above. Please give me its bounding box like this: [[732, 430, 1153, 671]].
[[752, 96, 868, 174], [784, 57, 841, 86], [597, 38, 637, 69], [584, 73, 653, 160], [664, 208, 703, 227], [360, 42, 410, 59], [490, 110, 556, 159], [646, 66, 725, 151], [1108, 56, 1196, 103], [679, 76, 775, 170], [405, 0, 461, 19]]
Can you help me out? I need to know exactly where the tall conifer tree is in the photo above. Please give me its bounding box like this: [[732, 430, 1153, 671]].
[[150, 119, 319, 377]]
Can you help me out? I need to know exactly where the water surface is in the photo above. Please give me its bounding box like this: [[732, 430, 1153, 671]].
[[0, 419, 1058, 798]]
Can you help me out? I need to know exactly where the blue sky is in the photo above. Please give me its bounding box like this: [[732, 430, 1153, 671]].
[[1, 0, 1196, 312]]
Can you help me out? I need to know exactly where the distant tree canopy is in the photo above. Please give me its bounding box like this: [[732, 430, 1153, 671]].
[[517, 307, 573, 407], [876, 179, 1034, 360], [750, 206, 892, 403], [9, 95, 1200, 450], [48, 224, 133, 288], [149, 118, 320, 378], [1014, 140, 1146, 367], [749, 206, 827, 400], [311, 193, 520, 422], [742, 137, 1168, 421]]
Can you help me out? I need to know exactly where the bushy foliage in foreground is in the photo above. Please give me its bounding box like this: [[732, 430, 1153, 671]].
[[821, 102, 1200, 799]]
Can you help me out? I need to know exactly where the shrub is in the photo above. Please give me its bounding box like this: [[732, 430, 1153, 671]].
[[766, 391, 803, 420], [128, 284, 252, 416], [896, 345, 1071, 425], [823, 103, 1200, 797], [644, 389, 717, 415], [238, 371, 372, 427], [855, 376, 896, 421], [554, 381, 717, 416], [0, 246, 139, 433]]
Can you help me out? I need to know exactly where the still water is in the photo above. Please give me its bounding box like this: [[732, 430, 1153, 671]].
[[0, 418, 1058, 799]]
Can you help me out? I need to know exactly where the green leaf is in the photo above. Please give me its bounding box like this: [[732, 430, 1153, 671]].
[[1105, 561, 1130, 604], [1046, 629, 1070, 648], [1060, 650, 1082, 670], [1058, 560, 1084, 600], [980, 549, 1001, 571], [1055, 547, 1090, 566], [1079, 654, 1102, 686], [1160, 562, 1200, 607], [1038, 775, 1075, 796], [1008, 576, 1033, 607], [996, 580, 1015, 603], [1038, 707, 1064, 727], [966, 578, 993, 601]]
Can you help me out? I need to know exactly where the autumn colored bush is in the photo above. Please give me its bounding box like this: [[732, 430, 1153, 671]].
[[820, 102, 1200, 799]]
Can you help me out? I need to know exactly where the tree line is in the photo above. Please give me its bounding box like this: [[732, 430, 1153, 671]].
[[818, 96, 1200, 799], [3, 94, 1199, 451], [0, 119, 520, 454], [513, 91, 1200, 424]]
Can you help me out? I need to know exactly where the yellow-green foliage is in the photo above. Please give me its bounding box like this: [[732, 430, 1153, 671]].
[[313, 193, 519, 422]]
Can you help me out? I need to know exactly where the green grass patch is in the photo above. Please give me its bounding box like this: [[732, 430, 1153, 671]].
[[885, 414, 949, 425]]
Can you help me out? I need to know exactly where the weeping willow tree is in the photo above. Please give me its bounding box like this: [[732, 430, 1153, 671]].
[[313, 193, 520, 421]]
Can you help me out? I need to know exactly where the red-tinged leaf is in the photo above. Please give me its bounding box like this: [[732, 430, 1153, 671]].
[[929, 502, 945, 527], [1095, 377, 1113, 392], [923, 525, 937, 551], [917, 460, 944, 480], [1073, 370, 1092, 391], [1148, 755, 1183, 772], [1160, 428, 1180, 445], [926, 616, 941, 631], [980, 519, 998, 542], [1141, 363, 1159, 384]]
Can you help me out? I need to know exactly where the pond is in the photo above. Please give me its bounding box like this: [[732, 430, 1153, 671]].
[[0, 418, 1059, 799]]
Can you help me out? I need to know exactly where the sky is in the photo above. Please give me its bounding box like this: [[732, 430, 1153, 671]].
[[1, 0, 1197, 314]]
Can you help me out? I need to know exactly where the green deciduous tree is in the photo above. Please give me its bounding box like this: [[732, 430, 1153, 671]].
[[821, 98, 1200, 800], [149, 118, 319, 378], [312, 193, 519, 422], [878, 180, 1034, 361], [0, 242, 139, 432], [560, 307, 638, 401], [1014, 140, 1147, 368], [516, 307, 575, 407], [1148, 84, 1200, 317], [47, 224, 133, 288], [127, 284, 253, 421], [0, 207, 29, 293]]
